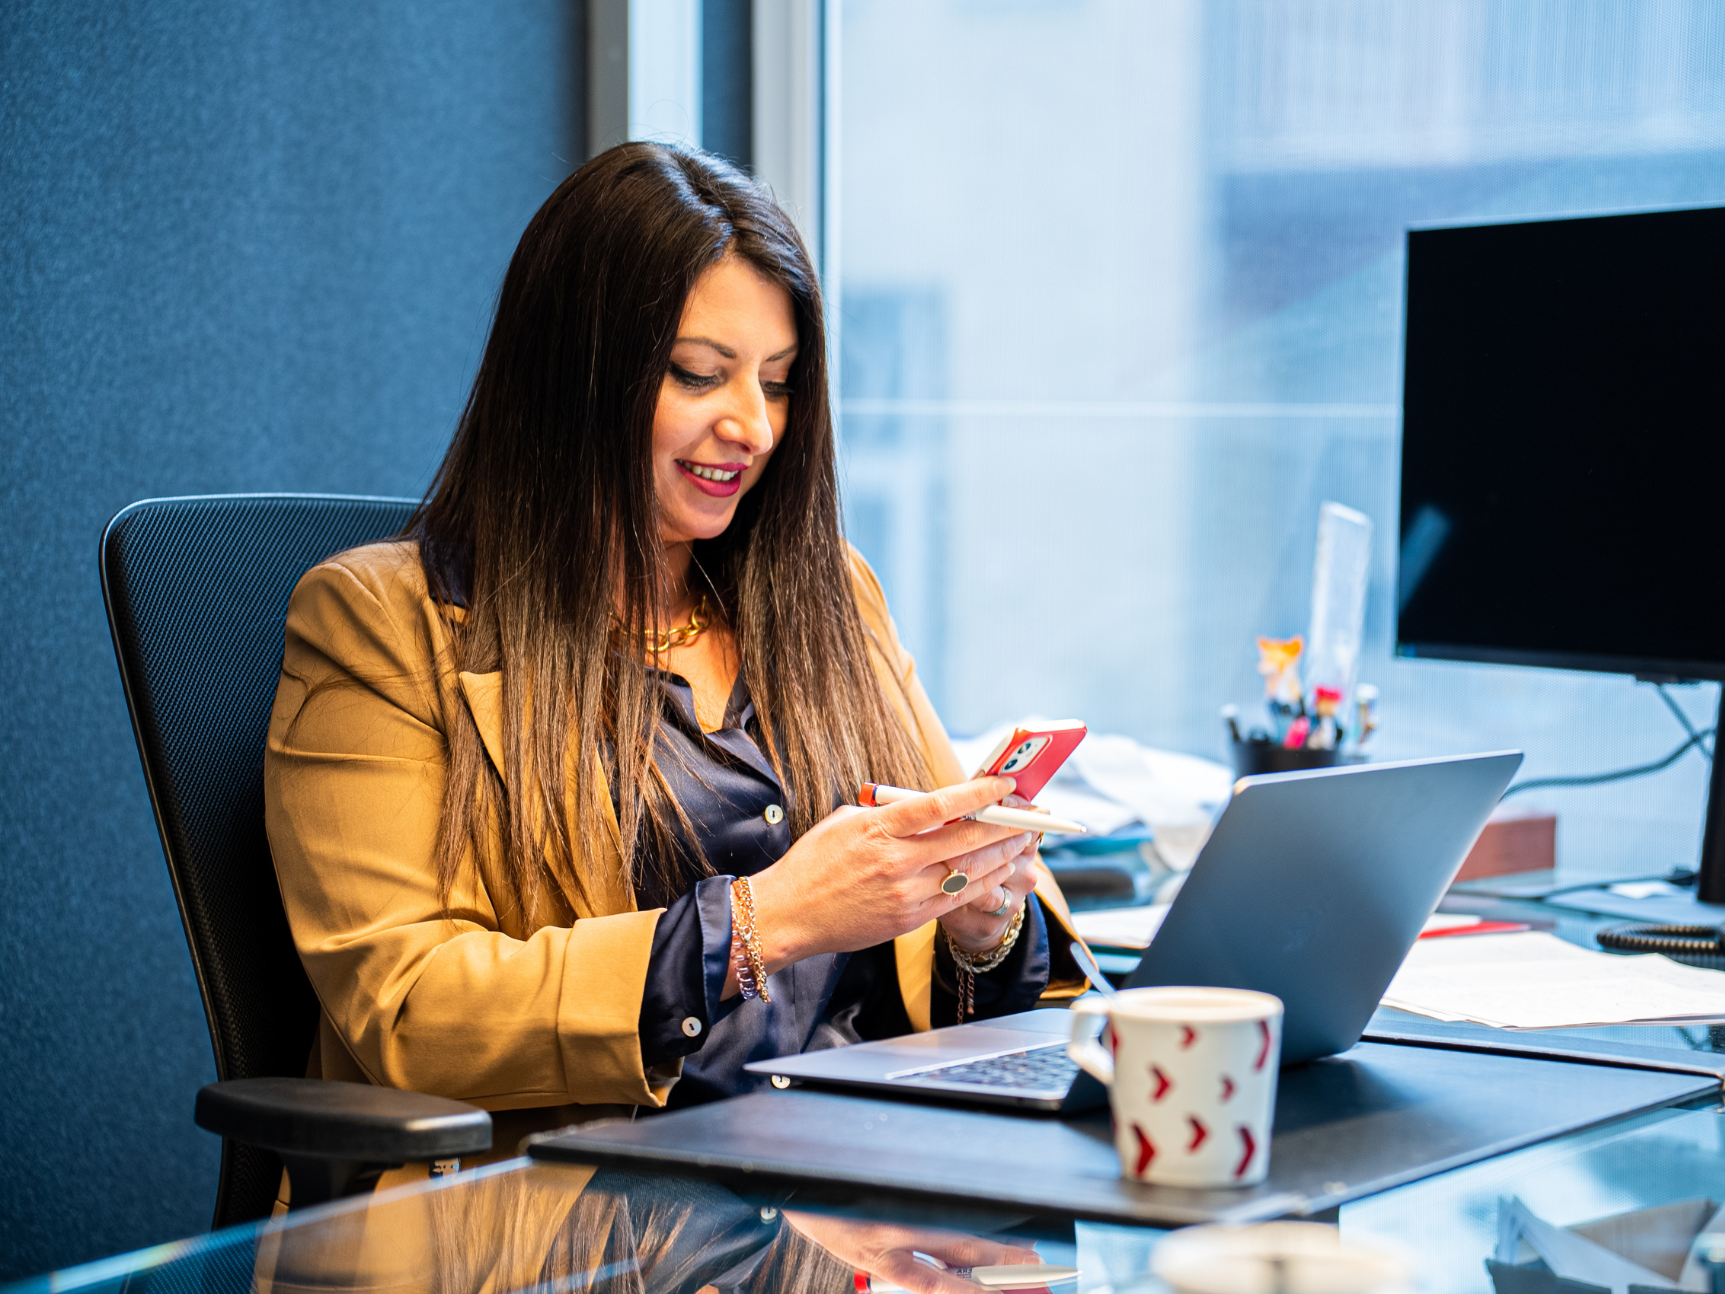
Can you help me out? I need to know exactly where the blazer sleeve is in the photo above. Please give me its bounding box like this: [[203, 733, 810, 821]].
[[264, 555, 677, 1110]]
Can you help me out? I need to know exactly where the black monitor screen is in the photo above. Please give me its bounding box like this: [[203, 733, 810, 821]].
[[1397, 205, 1725, 681]]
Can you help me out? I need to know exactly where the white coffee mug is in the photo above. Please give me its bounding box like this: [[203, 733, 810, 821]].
[[1068, 986, 1283, 1188]]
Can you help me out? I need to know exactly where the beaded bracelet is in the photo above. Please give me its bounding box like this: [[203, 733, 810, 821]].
[[948, 900, 1027, 1021], [730, 876, 771, 1003]]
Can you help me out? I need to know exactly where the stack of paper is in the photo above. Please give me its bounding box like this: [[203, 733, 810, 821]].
[[1070, 903, 1172, 950], [1071, 907, 1488, 953], [1024, 781, 1141, 840], [1383, 931, 1725, 1030], [1067, 735, 1232, 869]]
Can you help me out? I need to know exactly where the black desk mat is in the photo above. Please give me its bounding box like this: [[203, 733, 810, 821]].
[[1363, 1013, 1725, 1078], [531, 1042, 1717, 1227]]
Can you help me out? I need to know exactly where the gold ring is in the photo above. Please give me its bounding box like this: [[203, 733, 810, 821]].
[[940, 869, 970, 896]]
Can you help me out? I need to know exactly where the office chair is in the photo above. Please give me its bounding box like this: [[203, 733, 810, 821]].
[[101, 494, 492, 1226]]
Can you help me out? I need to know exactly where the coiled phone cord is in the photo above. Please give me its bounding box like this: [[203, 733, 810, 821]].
[[1596, 922, 1725, 955]]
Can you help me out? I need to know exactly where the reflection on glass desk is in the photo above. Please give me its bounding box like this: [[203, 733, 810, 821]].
[[12, 1091, 1724, 1294]]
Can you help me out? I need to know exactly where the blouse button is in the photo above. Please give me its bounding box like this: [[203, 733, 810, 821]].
[[681, 1016, 703, 1038], [764, 804, 785, 825]]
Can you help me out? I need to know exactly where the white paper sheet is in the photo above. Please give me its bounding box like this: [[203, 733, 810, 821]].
[[1382, 931, 1725, 1030], [1029, 782, 1142, 839], [1072, 908, 1481, 952], [1068, 735, 1232, 870], [1070, 904, 1172, 950]]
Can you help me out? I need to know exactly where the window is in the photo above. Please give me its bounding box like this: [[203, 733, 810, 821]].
[[835, 0, 1725, 876]]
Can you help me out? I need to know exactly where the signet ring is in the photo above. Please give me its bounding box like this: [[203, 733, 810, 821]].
[[940, 868, 970, 896]]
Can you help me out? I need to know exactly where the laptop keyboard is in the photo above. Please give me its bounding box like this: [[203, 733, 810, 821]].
[[899, 1042, 1078, 1092]]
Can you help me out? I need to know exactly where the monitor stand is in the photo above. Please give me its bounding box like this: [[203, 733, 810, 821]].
[[1700, 691, 1725, 904]]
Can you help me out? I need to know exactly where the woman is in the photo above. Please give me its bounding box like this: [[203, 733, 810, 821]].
[[263, 143, 1083, 1162]]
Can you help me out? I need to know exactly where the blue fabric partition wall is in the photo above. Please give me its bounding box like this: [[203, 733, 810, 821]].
[[0, 1, 581, 1276]]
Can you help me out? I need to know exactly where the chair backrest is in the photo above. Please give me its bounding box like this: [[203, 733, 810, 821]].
[[102, 493, 417, 1224]]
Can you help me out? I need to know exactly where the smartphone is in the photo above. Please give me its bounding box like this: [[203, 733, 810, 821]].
[[971, 720, 1088, 803]]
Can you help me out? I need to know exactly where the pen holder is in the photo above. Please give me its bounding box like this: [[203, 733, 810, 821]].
[[1229, 737, 1339, 779]]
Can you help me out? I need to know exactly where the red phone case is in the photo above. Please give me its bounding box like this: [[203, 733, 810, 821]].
[[972, 720, 1088, 802]]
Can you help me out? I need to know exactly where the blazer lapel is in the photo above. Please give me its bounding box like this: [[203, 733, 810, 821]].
[[457, 670, 506, 774], [455, 671, 635, 919]]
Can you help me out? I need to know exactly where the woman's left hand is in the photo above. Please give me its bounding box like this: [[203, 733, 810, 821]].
[[938, 794, 1043, 954]]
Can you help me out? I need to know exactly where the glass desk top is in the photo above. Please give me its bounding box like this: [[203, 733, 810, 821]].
[[16, 889, 1725, 1294], [12, 1090, 1723, 1294]]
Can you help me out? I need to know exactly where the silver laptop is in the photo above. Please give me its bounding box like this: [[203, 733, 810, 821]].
[[745, 751, 1523, 1112]]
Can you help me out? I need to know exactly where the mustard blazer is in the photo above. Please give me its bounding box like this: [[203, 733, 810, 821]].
[[264, 540, 1082, 1144]]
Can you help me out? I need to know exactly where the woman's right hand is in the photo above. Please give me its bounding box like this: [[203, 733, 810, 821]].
[[744, 776, 1034, 976]]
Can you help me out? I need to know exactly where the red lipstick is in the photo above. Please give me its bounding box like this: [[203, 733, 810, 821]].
[[676, 459, 746, 498]]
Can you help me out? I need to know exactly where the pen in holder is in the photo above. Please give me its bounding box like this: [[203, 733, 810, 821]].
[[1224, 674, 1376, 777], [1223, 502, 1379, 779]]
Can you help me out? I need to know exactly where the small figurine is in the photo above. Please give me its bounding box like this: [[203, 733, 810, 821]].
[[1256, 635, 1305, 740], [1308, 685, 1343, 750]]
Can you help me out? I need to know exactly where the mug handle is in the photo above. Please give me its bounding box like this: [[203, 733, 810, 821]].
[[1067, 998, 1114, 1087]]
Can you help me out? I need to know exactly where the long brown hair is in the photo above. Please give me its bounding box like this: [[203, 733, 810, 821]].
[[412, 142, 929, 919]]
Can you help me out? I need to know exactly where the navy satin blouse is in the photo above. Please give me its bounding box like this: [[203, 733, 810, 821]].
[[633, 671, 1051, 1107]]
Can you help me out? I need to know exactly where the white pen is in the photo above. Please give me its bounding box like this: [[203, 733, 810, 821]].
[[858, 783, 1088, 835]]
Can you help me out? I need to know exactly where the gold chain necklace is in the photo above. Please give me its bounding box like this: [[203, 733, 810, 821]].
[[628, 594, 712, 655]]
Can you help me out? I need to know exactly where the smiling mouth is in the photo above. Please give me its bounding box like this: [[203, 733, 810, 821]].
[[678, 461, 742, 482]]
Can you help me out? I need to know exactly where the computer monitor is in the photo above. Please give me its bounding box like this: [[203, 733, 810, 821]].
[[1396, 204, 1725, 899]]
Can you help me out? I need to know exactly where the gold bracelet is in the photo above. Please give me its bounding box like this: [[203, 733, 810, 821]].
[[947, 901, 1027, 1020], [950, 902, 1027, 974], [730, 876, 771, 1003]]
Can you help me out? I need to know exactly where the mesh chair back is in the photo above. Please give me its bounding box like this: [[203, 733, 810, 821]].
[[101, 493, 417, 1225]]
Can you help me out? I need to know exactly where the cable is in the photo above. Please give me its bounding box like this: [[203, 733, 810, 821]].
[[1500, 728, 1715, 799], [1655, 682, 1714, 760], [1597, 922, 1725, 955], [1510, 687, 1723, 957], [1499, 681, 1716, 800]]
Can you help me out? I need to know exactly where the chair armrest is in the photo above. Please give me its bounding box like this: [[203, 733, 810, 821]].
[[195, 1077, 492, 1163]]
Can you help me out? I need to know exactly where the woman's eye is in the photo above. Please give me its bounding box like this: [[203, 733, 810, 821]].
[[762, 380, 793, 400], [669, 363, 720, 390]]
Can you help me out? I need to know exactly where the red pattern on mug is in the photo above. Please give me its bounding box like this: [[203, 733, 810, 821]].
[[1187, 1116, 1208, 1152], [1235, 1125, 1257, 1178], [1254, 1019, 1272, 1071], [1150, 1065, 1172, 1101], [1179, 1025, 1198, 1049], [1133, 1123, 1156, 1176], [1220, 1075, 1236, 1103]]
